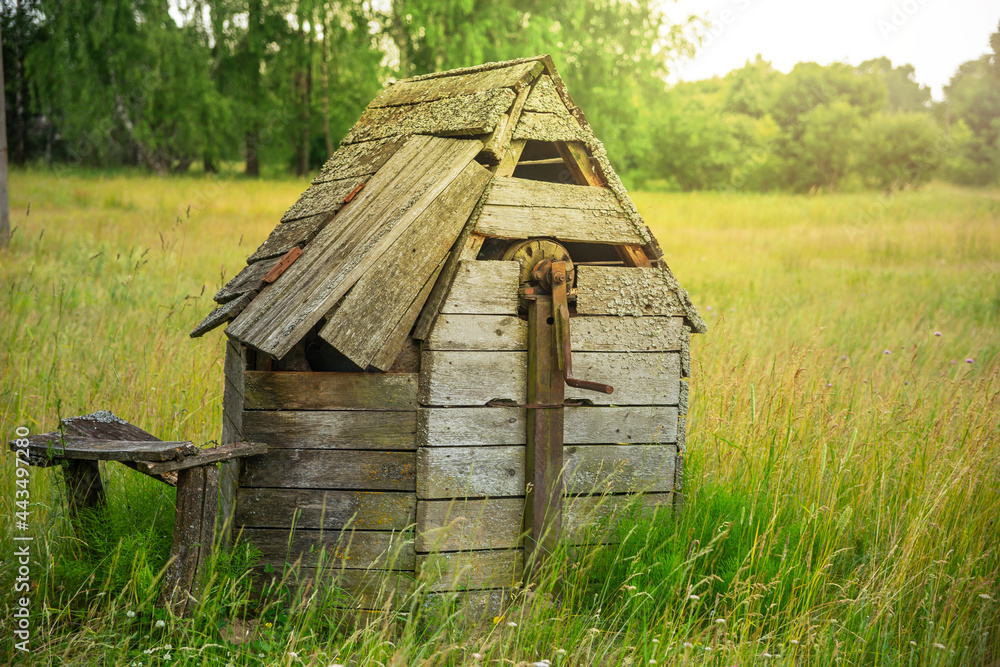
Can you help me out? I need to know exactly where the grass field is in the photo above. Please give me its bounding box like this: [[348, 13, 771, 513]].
[[1, 169, 998, 665]]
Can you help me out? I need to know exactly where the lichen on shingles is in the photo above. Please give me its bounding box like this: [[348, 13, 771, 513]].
[[343, 89, 516, 144]]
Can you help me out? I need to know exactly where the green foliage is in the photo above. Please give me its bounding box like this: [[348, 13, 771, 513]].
[[858, 112, 945, 190]]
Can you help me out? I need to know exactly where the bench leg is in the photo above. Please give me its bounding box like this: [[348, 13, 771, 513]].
[[159, 465, 219, 615], [63, 460, 105, 520]]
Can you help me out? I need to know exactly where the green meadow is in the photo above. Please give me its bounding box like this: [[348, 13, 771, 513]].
[[1, 170, 998, 665]]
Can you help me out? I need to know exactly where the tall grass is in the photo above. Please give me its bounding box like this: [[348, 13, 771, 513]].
[[1, 170, 997, 665]]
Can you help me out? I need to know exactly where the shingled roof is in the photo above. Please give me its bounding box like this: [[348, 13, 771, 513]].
[[192, 55, 705, 369]]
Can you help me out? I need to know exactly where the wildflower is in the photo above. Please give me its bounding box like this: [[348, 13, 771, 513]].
[[265, 622, 273, 628], [841, 355, 848, 360], [143, 650, 152, 655], [789, 639, 799, 645], [472, 655, 483, 660], [532, 661, 551, 667], [883, 349, 891, 355], [683, 642, 693, 649], [154, 619, 166, 629], [649, 660, 657, 665], [507, 621, 518, 628], [288, 652, 298, 660], [762, 652, 774, 658], [979, 593, 993, 600], [652, 638, 660, 643], [164, 654, 171, 661], [688, 594, 700, 601], [933, 643, 946, 650], [909, 641, 917, 646], [329, 664, 345, 667], [164, 644, 172, 651], [126, 610, 136, 618], [966, 358, 974, 364], [588, 628, 601, 635], [715, 618, 726, 624], [934, 331, 942, 336]]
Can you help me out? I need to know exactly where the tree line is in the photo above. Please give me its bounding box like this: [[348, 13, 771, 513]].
[[2, 1, 998, 191]]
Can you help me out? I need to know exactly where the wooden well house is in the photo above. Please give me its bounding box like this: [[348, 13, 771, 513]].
[[192, 55, 706, 611]]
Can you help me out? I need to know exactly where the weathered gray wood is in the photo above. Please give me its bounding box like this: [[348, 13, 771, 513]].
[[482, 81, 532, 162], [227, 136, 485, 360], [236, 488, 415, 530], [418, 405, 678, 446], [247, 213, 332, 263], [417, 549, 523, 592], [495, 139, 527, 177], [419, 351, 680, 406], [416, 498, 524, 552], [160, 465, 219, 615], [512, 110, 585, 142], [681, 325, 692, 378], [370, 253, 447, 371], [343, 89, 515, 144], [220, 340, 246, 545], [320, 160, 492, 370], [240, 450, 416, 491], [135, 442, 267, 475], [477, 205, 641, 245], [416, 443, 678, 499], [280, 177, 364, 223], [20, 433, 198, 461], [244, 372, 418, 411], [426, 314, 526, 351], [190, 292, 255, 338], [484, 176, 621, 210], [243, 410, 416, 450], [59, 412, 179, 486], [439, 260, 520, 314], [371, 62, 541, 108], [63, 459, 104, 519], [214, 258, 279, 304], [522, 75, 565, 114], [425, 314, 685, 352], [422, 589, 510, 622], [312, 136, 408, 184], [243, 528, 415, 570], [419, 351, 525, 406], [575, 266, 686, 316], [415, 494, 673, 551]]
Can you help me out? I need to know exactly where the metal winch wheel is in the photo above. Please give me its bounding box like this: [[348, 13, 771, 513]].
[[500, 238, 575, 290]]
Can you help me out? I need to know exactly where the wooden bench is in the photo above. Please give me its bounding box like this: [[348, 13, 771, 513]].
[[9, 411, 266, 615]]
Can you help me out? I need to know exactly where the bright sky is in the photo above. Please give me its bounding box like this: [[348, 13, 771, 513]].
[[663, 0, 1000, 99]]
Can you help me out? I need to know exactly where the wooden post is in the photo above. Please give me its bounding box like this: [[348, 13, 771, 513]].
[[160, 465, 220, 615], [524, 296, 564, 581], [0, 23, 10, 248], [62, 460, 105, 520]]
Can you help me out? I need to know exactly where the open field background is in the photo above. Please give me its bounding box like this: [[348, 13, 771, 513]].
[[0, 170, 998, 665]]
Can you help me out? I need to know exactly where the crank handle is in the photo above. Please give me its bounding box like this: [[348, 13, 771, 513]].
[[565, 377, 614, 394]]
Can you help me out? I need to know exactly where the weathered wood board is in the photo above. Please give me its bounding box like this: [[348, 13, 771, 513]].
[[236, 488, 415, 530], [370, 255, 446, 371], [227, 136, 484, 360], [522, 75, 564, 114], [244, 372, 418, 411], [242, 410, 416, 450], [343, 89, 515, 144], [476, 204, 641, 244], [483, 176, 620, 210], [160, 465, 219, 613], [426, 314, 685, 352], [247, 212, 332, 263], [280, 177, 364, 223], [439, 260, 520, 315], [20, 434, 197, 461], [190, 292, 255, 338], [512, 110, 585, 142], [214, 257, 279, 304], [419, 351, 680, 406], [240, 450, 416, 491], [312, 137, 408, 184], [418, 405, 678, 446], [243, 528, 415, 570], [576, 266, 686, 316], [321, 160, 492, 370], [417, 549, 523, 592], [415, 493, 674, 551], [136, 441, 266, 474], [417, 443, 678, 499], [371, 61, 541, 108], [220, 341, 246, 542]]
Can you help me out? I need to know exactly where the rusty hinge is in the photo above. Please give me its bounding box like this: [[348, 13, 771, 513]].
[[262, 247, 303, 284]]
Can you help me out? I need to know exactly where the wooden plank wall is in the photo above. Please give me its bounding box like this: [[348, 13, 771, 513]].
[[416, 259, 683, 610], [235, 369, 420, 609]]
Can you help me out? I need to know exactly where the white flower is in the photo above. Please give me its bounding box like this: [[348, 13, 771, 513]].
[[507, 621, 518, 628], [933, 643, 946, 650], [688, 594, 700, 601], [909, 641, 917, 647], [789, 639, 799, 645], [556, 648, 566, 655], [288, 652, 298, 659], [164, 654, 171, 661], [715, 618, 726, 625], [472, 654, 482, 660], [532, 662, 550, 667], [126, 610, 136, 618], [154, 619, 166, 628], [329, 664, 345, 667], [649, 660, 657, 665], [164, 644, 172, 650], [682, 642, 693, 649], [762, 652, 774, 658], [652, 638, 659, 643], [980, 593, 993, 600]]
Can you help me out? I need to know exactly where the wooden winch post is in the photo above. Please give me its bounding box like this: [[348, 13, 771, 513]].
[[523, 258, 613, 583]]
